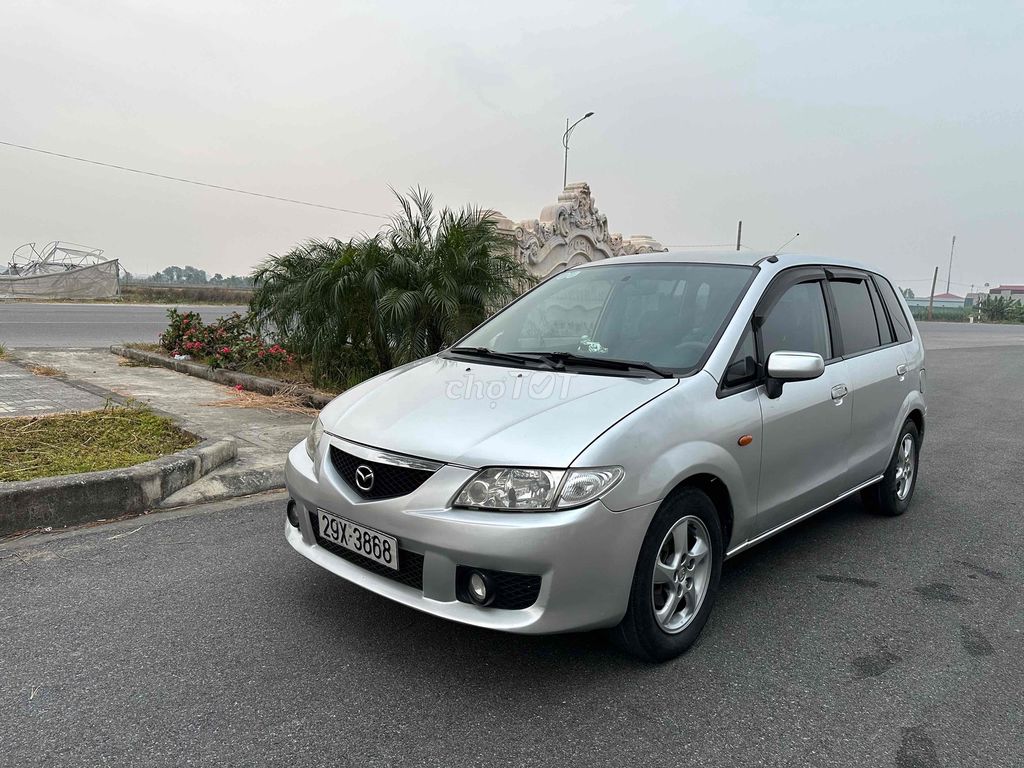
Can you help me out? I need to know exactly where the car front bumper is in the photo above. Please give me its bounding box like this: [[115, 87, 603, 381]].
[[283, 438, 659, 634]]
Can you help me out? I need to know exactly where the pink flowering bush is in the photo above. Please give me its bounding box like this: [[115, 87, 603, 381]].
[[159, 309, 296, 372]]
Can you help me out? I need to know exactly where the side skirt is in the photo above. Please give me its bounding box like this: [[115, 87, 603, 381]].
[[725, 474, 884, 559]]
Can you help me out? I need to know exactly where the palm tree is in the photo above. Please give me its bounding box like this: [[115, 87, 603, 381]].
[[378, 187, 532, 361], [250, 188, 534, 386]]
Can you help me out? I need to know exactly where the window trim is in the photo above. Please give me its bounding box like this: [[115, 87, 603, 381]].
[[717, 264, 916, 399], [825, 269, 907, 360], [717, 266, 836, 398]]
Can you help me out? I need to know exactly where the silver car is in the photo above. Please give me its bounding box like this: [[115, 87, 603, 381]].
[[284, 251, 926, 661]]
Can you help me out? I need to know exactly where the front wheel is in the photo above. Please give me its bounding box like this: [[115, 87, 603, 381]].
[[613, 488, 723, 662], [861, 419, 920, 516]]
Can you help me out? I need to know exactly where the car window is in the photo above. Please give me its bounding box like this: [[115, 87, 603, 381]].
[[760, 281, 832, 360], [458, 263, 755, 373], [514, 276, 614, 349], [830, 279, 880, 354], [873, 275, 913, 343], [868, 280, 894, 345], [723, 325, 758, 388]]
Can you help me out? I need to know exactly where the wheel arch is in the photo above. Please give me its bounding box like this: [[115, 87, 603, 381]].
[[667, 473, 735, 552], [906, 407, 925, 441]]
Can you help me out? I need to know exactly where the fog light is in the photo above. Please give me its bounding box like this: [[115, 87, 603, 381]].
[[286, 499, 299, 528], [467, 570, 493, 606]]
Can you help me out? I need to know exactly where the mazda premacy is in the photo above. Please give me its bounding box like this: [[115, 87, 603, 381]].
[[284, 251, 926, 661]]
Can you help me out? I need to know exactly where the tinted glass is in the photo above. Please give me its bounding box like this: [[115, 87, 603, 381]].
[[830, 279, 881, 354], [458, 263, 755, 372], [760, 281, 832, 360], [869, 281, 894, 345], [873, 275, 913, 343], [723, 325, 757, 388]]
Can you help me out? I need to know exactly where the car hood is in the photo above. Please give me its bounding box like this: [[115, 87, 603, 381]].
[[319, 356, 677, 468]]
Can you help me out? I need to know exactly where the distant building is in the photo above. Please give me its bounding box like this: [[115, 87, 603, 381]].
[[988, 284, 1024, 302], [904, 292, 965, 310]]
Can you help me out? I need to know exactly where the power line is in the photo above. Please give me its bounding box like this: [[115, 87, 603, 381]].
[[0, 139, 391, 220]]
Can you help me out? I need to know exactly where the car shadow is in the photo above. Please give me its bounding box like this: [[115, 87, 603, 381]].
[[284, 494, 885, 682]]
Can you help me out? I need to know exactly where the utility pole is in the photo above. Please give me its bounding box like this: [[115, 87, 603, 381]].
[[736, 221, 742, 251], [928, 266, 939, 321], [946, 235, 956, 293]]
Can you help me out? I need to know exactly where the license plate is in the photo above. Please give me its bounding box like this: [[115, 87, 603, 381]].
[[316, 509, 399, 570]]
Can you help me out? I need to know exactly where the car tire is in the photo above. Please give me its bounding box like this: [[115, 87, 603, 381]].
[[612, 487, 723, 662], [861, 419, 920, 517]]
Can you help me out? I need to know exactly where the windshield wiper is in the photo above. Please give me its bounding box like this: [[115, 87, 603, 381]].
[[447, 347, 555, 368], [537, 352, 675, 378]]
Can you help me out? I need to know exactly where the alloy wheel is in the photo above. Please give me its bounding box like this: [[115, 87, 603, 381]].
[[895, 434, 915, 501], [651, 515, 712, 634]]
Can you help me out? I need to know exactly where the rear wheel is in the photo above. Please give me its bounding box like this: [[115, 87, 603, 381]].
[[613, 488, 723, 662], [861, 419, 920, 516]]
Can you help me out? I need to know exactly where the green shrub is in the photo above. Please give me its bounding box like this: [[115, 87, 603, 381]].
[[250, 187, 535, 388]]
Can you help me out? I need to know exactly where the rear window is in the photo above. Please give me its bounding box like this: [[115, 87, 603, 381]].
[[830, 279, 880, 355], [873, 275, 913, 343]]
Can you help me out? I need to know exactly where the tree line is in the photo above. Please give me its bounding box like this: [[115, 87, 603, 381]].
[[136, 265, 252, 288]]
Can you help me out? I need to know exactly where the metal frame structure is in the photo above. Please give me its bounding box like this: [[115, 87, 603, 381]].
[[5, 241, 107, 276]]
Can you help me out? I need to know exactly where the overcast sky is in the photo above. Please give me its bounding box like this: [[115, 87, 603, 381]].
[[3, 0, 1021, 293]]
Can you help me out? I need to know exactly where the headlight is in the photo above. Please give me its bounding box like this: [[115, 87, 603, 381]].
[[454, 466, 623, 511], [556, 467, 624, 508], [305, 416, 324, 460]]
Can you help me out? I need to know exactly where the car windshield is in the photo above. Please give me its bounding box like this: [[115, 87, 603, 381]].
[[453, 262, 756, 374]]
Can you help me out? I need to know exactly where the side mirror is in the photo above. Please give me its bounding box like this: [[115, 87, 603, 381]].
[[764, 351, 825, 399]]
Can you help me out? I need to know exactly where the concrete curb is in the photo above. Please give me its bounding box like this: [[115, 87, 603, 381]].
[[158, 464, 285, 509], [110, 345, 335, 408], [0, 437, 237, 536]]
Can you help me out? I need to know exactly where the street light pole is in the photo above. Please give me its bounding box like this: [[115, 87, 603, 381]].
[[562, 111, 594, 189]]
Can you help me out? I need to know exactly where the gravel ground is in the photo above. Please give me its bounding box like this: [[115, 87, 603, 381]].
[[0, 326, 1021, 767]]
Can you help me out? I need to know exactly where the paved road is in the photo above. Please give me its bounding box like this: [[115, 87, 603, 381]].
[[3, 332, 1022, 766], [915, 320, 1024, 350], [0, 303, 248, 348], [3, 301, 1022, 353]]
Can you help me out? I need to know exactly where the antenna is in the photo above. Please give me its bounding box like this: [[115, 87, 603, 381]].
[[770, 232, 800, 259]]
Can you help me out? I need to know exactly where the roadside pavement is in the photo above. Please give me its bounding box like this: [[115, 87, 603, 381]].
[[11, 348, 312, 506], [0, 360, 106, 415]]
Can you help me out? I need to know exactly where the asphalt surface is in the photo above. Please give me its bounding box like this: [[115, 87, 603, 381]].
[[0, 303, 248, 347], [2, 325, 1022, 767]]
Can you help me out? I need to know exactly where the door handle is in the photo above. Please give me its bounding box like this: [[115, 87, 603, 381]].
[[896, 364, 908, 379], [831, 384, 848, 403]]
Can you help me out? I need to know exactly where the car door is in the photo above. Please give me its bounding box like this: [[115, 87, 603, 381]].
[[826, 270, 911, 485], [753, 270, 854, 534]]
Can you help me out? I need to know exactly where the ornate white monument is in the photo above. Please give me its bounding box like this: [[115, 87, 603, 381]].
[[492, 182, 666, 280]]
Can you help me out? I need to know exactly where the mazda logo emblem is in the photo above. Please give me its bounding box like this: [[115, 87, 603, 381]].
[[354, 465, 375, 492]]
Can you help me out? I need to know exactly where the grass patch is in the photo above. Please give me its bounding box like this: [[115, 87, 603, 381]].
[[123, 343, 343, 395], [204, 385, 318, 416], [120, 283, 253, 305], [0, 343, 7, 360], [28, 364, 63, 377], [0, 404, 198, 482]]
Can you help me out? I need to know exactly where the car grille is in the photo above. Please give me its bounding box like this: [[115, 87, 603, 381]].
[[309, 511, 424, 590], [456, 566, 542, 610], [330, 446, 436, 500]]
